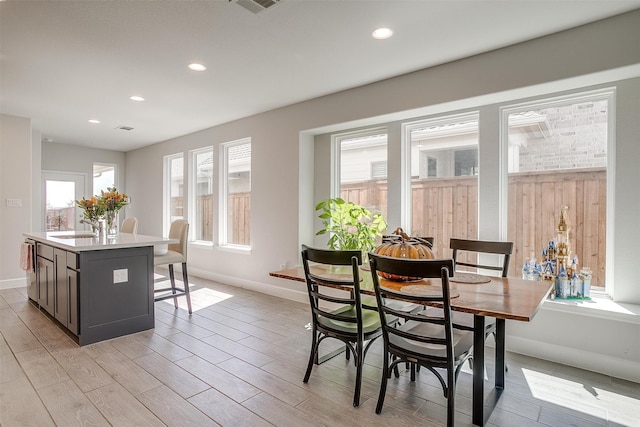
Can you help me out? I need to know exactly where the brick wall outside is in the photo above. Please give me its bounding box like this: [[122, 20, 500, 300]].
[[518, 99, 608, 171]]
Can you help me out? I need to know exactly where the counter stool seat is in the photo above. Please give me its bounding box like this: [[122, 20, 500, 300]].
[[154, 220, 192, 314]]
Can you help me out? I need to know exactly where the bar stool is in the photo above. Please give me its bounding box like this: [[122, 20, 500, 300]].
[[154, 219, 192, 314], [121, 217, 138, 234]]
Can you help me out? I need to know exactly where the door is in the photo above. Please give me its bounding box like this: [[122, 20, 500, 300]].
[[42, 171, 86, 232]]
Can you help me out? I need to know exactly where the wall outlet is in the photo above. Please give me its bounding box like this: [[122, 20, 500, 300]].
[[113, 268, 128, 284]]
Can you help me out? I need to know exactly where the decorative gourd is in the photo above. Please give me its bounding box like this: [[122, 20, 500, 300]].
[[373, 227, 434, 281]]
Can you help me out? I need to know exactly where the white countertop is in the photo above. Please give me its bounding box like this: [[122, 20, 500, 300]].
[[24, 231, 177, 252]]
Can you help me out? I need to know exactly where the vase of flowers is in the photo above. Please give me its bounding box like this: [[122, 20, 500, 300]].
[[76, 196, 105, 236], [99, 187, 129, 237]]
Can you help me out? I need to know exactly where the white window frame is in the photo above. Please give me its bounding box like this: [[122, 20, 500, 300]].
[[189, 146, 214, 245], [401, 112, 480, 235], [500, 88, 615, 294], [163, 152, 184, 237], [92, 162, 117, 196], [332, 127, 388, 199], [219, 137, 251, 249]]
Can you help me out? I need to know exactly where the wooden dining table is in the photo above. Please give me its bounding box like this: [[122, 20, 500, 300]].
[[270, 265, 553, 426]]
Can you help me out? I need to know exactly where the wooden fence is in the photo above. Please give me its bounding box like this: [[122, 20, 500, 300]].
[[508, 168, 606, 286], [174, 193, 250, 245], [341, 167, 607, 286], [174, 168, 606, 285]]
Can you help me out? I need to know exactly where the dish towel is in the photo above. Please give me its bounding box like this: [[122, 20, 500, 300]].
[[20, 242, 33, 271]]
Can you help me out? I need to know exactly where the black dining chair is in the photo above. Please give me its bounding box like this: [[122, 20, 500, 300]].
[[378, 234, 436, 377], [444, 238, 514, 368], [368, 253, 473, 426], [301, 245, 383, 407]]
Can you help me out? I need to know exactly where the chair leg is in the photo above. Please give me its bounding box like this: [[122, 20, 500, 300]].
[[392, 355, 400, 378], [353, 340, 363, 407], [376, 349, 389, 414], [304, 329, 318, 383], [447, 375, 456, 427], [182, 262, 192, 314], [168, 264, 178, 309]]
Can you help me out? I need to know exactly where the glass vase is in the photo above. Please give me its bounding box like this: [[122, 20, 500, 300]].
[[104, 210, 119, 237], [91, 223, 100, 237]]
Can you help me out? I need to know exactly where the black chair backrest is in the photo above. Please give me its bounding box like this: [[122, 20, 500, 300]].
[[301, 245, 364, 332], [449, 238, 513, 277], [368, 254, 456, 361]]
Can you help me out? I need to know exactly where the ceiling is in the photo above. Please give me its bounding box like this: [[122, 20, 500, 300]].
[[2, 0, 640, 152]]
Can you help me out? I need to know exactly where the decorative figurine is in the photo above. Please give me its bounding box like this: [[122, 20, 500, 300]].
[[522, 206, 591, 300]]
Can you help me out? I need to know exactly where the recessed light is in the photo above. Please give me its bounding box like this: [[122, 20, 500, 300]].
[[188, 63, 207, 71], [372, 27, 393, 40], [129, 95, 145, 102], [88, 119, 101, 124]]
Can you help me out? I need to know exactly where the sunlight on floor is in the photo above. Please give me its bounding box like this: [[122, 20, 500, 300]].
[[154, 274, 234, 313], [523, 368, 640, 417]]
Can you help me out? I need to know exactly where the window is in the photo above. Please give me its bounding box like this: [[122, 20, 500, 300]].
[[371, 161, 387, 180], [190, 147, 214, 242], [504, 91, 611, 288], [220, 139, 251, 247], [93, 163, 115, 195], [454, 149, 478, 176], [335, 129, 388, 219], [427, 157, 437, 178], [404, 113, 479, 257], [164, 153, 184, 235]]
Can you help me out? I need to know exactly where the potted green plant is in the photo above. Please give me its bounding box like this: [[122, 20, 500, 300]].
[[315, 198, 387, 256]]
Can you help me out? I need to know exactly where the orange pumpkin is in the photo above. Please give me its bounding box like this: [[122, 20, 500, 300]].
[[373, 227, 435, 281]]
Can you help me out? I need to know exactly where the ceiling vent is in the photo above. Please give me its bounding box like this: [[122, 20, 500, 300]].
[[231, 0, 280, 14], [115, 125, 134, 131]]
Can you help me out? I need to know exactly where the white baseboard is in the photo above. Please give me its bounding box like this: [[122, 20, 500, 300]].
[[0, 277, 26, 290], [507, 335, 640, 383]]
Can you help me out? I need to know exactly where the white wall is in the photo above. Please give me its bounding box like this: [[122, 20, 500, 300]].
[[41, 141, 126, 199], [125, 10, 640, 381], [0, 114, 33, 286]]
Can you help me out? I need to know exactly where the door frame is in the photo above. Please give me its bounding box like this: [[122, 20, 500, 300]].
[[41, 171, 87, 232]]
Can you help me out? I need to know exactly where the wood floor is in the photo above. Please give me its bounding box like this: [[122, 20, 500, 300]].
[[1, 275, 639, 427]]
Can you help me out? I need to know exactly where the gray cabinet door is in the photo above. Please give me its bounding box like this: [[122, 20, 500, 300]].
[[67, 268, 79, 335], [54, 249, 68, 326], [37, 256, 54, 315]]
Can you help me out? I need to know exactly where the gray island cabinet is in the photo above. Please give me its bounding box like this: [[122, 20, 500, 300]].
[[24, 231, 175, 345]]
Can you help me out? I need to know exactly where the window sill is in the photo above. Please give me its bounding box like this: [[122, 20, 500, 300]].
[[543, 291, 640, 324], [189, 241, 213, 249]]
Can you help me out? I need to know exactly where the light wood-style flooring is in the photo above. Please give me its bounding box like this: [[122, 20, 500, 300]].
[[1, 275, 639, 426]]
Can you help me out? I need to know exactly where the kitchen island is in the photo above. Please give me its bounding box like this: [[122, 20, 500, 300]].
[[24, 231, 175, 345]]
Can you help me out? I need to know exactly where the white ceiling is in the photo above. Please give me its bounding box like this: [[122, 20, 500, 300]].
[[2, 0, 640, 152]]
